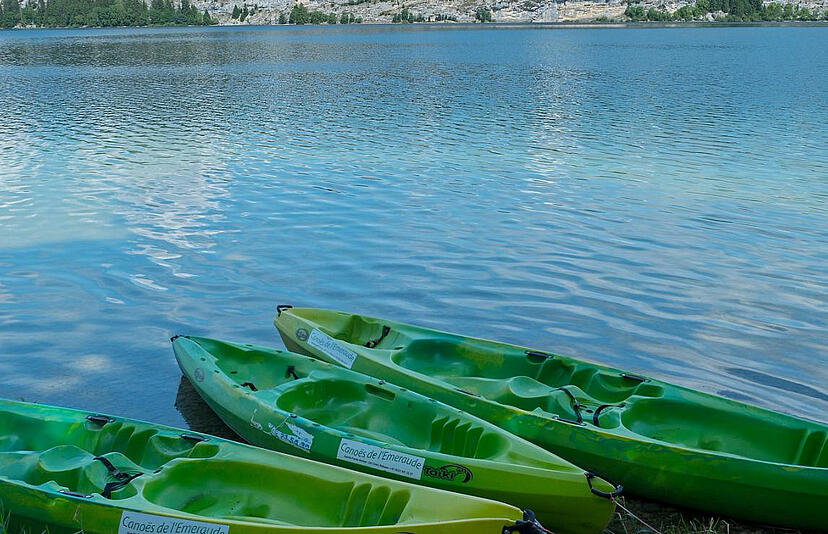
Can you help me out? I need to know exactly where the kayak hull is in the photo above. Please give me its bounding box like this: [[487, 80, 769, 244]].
[[171, 335, 616, 534], [275, 307, 828, 530], [0, 399, 528, 534]]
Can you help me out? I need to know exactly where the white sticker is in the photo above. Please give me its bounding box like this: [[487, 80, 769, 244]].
[[267, 421, 313, 452], [336, 438, 425, 479], [286, 422, 314, 444], [307, 329, 357, 369], [119, 511, 228, 534]]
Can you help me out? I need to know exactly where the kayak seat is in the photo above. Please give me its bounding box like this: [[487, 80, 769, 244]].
[[275, 375, 510, 459], [141, 459, 412, 527], [0, 446, 140, 499], [392, 340, 664, 407], [276, 377, 437, 449], [620, 399, 823, 464]]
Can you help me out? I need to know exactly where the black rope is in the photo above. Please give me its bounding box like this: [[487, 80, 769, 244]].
[[556, 387, 583, 424], [364, 326, 390, 348], [286, 365, 299, 380], [502, 510, 553, 534], [276, 304, 293, 316], [101, 473, 142, 498], [94, 456, 143, 499], [241, 382, 258, 391], [94, 456, 130, 480]]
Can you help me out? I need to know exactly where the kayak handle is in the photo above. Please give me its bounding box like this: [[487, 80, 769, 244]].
[[86, 414, 114, 426], [58, 490, 92, 498], [276, 304, 293, 316], [620, 372, 647, 383], [592, 402, 626, 427], [180, 433, 209, 442], [585, 472, 623, 499], [524, 350, 554, 363]]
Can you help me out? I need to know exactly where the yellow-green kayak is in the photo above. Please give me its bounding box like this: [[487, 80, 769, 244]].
[[171, 335, 617, 534], [0, 398, 541, 534], [274, 306, 828, 530]]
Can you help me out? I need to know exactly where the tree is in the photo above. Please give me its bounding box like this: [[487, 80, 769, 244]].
[[278, 11, 285, 22], [475, 6, 492, 21], [231, 4, 240, 18], [289, 3, 308, 23]]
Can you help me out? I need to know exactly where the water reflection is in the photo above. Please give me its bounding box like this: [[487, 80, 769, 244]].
[[0, 25, 825, 427]]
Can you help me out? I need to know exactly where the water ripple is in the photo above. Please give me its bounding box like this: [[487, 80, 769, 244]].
[[0, 25, 826, 426]]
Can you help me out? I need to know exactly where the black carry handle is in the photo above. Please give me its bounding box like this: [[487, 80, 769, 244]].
[[620, 372, 647, 383], [592, 402, 626, 427], [180, 433, 209, 443], [276, 304, 293, 316], [86, 414, 114, 426], [585, 472, 623, 499]]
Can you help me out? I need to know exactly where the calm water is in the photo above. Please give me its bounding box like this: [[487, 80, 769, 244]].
[[1, 25, 826, 429]]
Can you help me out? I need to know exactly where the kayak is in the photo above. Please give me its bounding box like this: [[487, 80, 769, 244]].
[[171, 335, 617, 534], [0, 399, 541, 534], [274, 306, 828, 530]]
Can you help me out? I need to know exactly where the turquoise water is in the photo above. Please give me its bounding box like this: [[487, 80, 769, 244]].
[[0, 25, 826, 427]]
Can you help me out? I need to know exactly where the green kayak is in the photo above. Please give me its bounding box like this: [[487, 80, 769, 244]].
[[275, 306, 828, 530], [0, 398, 541, 534], [172, 335, 617, 534]]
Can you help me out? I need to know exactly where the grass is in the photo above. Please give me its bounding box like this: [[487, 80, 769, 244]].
[[604, 496, 803, 534]]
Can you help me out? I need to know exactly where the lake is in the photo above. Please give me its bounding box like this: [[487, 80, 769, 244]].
[[0, 24, 826, 428]]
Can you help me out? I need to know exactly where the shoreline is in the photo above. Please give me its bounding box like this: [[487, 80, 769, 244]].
[[2, 20, 827, 30]]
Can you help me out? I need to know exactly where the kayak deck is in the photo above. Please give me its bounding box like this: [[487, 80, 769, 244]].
[[274, 307, 828, 530], [172, 336, 616, 534], [0, 399, 528, 533]]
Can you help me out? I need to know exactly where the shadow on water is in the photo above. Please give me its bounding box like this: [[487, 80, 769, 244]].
[[725, 367, 828, 404], [174, 375, 245, 441]]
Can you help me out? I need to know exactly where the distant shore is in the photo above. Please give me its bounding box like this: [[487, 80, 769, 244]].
[[2, 19, 827, 30], [2, 0, 827, 30]]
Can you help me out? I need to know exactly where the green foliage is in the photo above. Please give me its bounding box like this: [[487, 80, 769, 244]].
[[326, 11, 336, 22], [433, 13, 456, 21], [622, 0, 823, 22], [307, 9, 325, 22], [0, 0, 210, 28], [475, 6, 491, 21], [391, 7, 423, 22], [288, 2, 307, 22], [624, 4, 645, 20], [278, 10, 285, 22], [231, 4, 240, 18]]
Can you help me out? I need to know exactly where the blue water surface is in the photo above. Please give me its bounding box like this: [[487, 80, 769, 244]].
[[0, 24, 826, 427]]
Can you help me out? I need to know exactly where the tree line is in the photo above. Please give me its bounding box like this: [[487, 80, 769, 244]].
[[1, 0, 215, 28], [625, 0, 827, 21]]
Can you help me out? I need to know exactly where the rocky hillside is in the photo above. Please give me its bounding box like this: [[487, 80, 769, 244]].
[[196, 0, 828, 24]]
